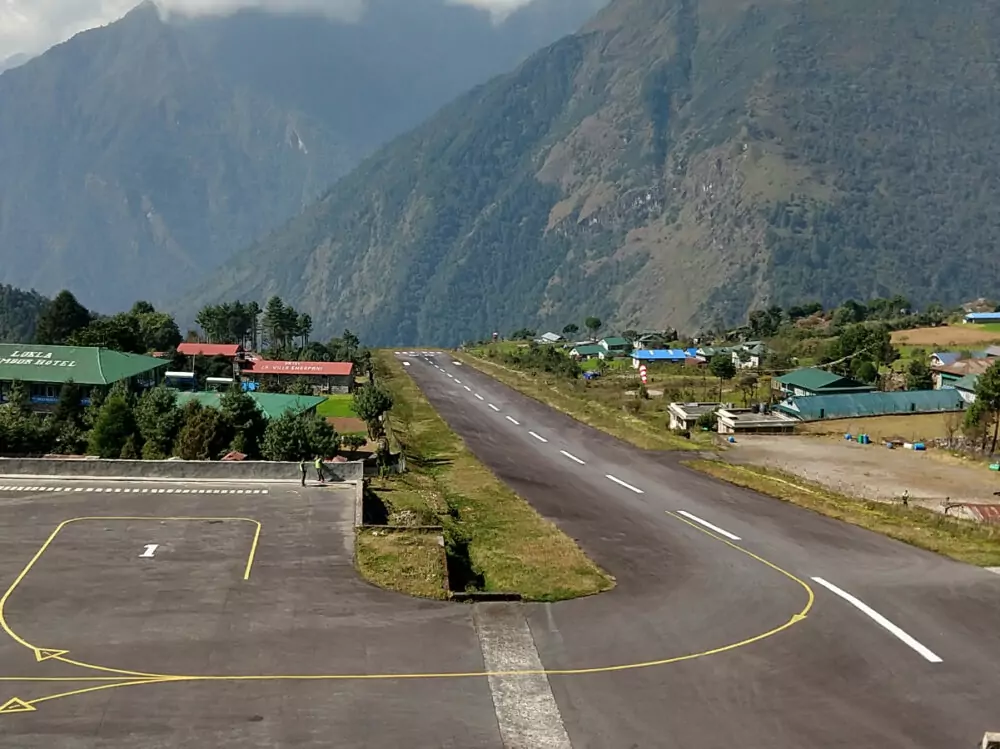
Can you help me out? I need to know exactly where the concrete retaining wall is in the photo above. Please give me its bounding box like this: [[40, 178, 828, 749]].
[[0, 457, 364, 482]]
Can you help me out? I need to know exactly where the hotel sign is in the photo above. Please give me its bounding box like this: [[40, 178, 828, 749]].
[[0, 351, 77, 368]]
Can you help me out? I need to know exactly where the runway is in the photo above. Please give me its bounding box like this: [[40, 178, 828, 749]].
[[402, 351, 1000, 747]]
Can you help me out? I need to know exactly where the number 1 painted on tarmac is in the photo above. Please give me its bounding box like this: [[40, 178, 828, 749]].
[[140, 544, 159, 558]]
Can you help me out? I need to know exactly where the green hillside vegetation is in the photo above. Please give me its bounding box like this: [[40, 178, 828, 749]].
[[0, 284, 49, 343], [188, 0, 1000, 344]]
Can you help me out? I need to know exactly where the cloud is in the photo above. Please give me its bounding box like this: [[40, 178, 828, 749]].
[[0, 0, 537, 60]]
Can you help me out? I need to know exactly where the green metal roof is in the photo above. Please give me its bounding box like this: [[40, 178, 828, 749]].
[[0, 344, 166, 386], [775, 389, 965, 421], [174, 391, 326, 419], [775, 367, 871, 393], [571, 344, 604, 355], [951, 374, 980, 392], [601, 337, 631, 347]]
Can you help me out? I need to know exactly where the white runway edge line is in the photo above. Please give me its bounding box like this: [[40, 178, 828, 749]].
[[529, 431, 548, 443], [606, 474, 644, 494], [811, 577, 943, 663], [489, 404, 501, 412], [506, 416, 520, 425], [464, 385, 472, 392], [559, 450, 585, 465], [474, 603, 573, 749], [677, 510, 741, 541], [475, 394, 485, 401]]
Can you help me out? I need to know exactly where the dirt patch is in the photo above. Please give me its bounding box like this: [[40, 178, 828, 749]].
[[796, 412, 961, 442], [891, 325, 1000, 347], [329, 417, 367, 435], [726, 435, 1000, 507]]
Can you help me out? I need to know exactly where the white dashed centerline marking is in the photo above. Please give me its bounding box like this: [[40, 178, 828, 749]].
[[506, 416, 520, 425], [811, 577, 943, 663], [606, 474, 644, 494], [464, 385, 472, 392], [529, 431, 548, 443], [488, 404, 501, 412], [559, 450, 585, 465], [454, 379, 462, 384], [475, 394, 485, 401], [677, 510, 740, 540]]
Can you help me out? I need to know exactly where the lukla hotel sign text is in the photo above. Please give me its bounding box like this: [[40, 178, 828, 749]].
[[0, 351, 77, 367]]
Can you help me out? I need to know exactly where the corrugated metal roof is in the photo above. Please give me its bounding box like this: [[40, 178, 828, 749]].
[[951, 374, 980, 391], [570, 345, 604, 356], [934, 359, 994, 377], [964, 312, 1000, 321], [775, 389, 965, 421], [174, 391, 326, 419], [248, 360, 353, 376], [932, 352, 962, 366], [0, 344, 166, 385], [775, 367, 869, 392], [632, 349, 688, 360]]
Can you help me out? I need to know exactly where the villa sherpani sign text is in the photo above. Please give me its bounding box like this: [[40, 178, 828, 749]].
[[0, 351, 77, 368]]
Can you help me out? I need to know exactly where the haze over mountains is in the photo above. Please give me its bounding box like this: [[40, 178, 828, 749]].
[[186, 0, 1000, 345], [0, 0, 606, 311]]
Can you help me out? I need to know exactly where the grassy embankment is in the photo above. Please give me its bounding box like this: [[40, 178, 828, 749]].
[[688, 460, 1000, 567], [354, 351, 613, 601], [456, 347, 712, 450]]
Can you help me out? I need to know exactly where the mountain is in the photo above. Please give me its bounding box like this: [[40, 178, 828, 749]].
[[0, 53, 30, 74], [0, 0, 607, 313], [186, 0, 1000, 345], [0, 285, 49, 342]]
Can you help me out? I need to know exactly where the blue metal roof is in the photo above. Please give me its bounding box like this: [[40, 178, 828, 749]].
[[932, 352, 962, 366], [964, 312, 1000, 321], [632, 349, 689, 361]]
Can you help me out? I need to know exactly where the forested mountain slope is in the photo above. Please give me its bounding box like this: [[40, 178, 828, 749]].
[[0, 0, 606, 312], [187, 0, 1000, 345]]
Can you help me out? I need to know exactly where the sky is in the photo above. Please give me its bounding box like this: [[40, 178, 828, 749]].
[[0, 0, 537, 61]]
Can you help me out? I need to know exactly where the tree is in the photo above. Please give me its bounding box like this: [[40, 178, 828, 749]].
[[35, 290, 91, 345], [134, 386, 181, 459], [219, 388, 267, 458], [510, 328, 535, 340], [174, 402, 231, 460], [905, 359, 934, 391], [261, 411, 311, 462], [562, 323, 579, 337], [296, 313, 313, 348], [54, 381, 84, 427], [69, 312, 144, 353], [88, 394, 137, 459], [973, 361, 1000, 454], [353, 383, 394, 440], [736, 373, 759, 406], [341, 433, 366, 457], [131, 301, 156, 316], [137, 311, 182, 352], [306, 416, 339, 459], [622, 329, 639, 343], [584, 317, 602, 339], [708, 355, 736, 401]]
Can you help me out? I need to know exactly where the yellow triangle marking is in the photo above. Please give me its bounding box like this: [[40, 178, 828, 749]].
[[0, 698, 35, 714], [34, 648, 68, 662], [789, 613, 808, 623]]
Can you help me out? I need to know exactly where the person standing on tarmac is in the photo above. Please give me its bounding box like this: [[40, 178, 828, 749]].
[[314, 455, 326, 484], [299, 457, 308, 486]]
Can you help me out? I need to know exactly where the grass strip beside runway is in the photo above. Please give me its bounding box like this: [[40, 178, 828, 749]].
[[362, 352, 613, 601], [687, 459, 1000, 567]]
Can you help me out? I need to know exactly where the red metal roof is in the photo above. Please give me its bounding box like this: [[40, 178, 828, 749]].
[[248, 360, 354, 377], [177, 343, 243, 357]]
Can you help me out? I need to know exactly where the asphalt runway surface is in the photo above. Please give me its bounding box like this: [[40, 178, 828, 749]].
[[0, 353, 998, 747], [399, 351, 1000, 748]]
